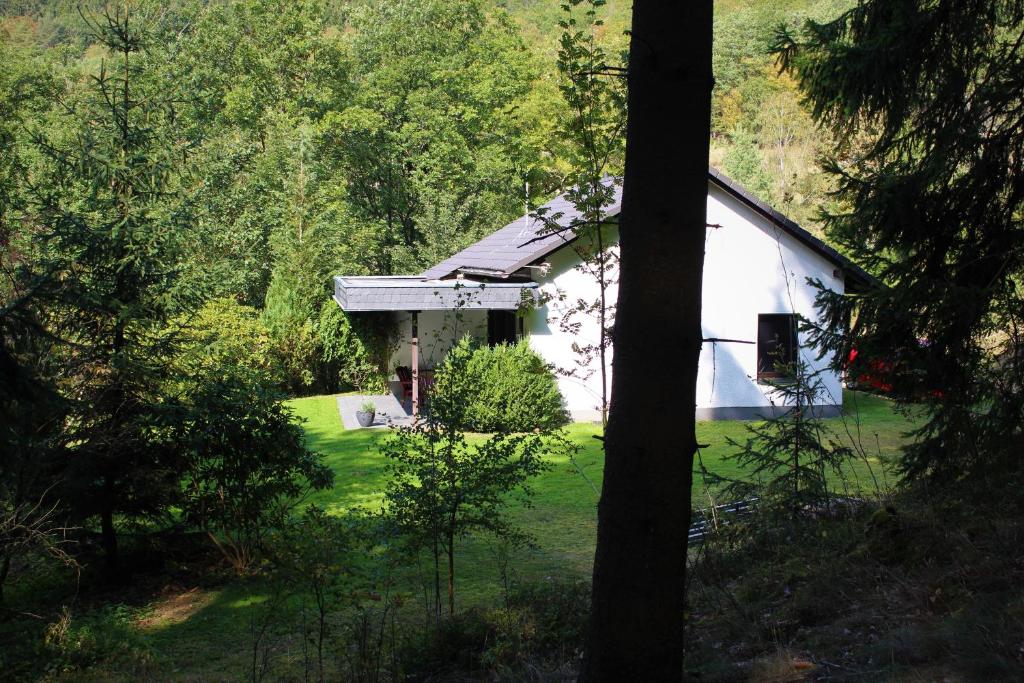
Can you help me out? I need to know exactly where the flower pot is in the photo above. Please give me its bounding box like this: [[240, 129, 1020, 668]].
[[355, 410, 375, 428]]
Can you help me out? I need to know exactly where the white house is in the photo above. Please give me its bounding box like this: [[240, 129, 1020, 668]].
[[332, 168, 871, 421]]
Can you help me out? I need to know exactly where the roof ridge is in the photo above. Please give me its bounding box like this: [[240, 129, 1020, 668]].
[[418, 168, 873, 287]]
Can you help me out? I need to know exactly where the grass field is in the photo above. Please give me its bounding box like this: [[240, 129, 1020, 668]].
[[8, 390, 918, 681], [295, 389, 913, 603], [300, 388, 912, 511]]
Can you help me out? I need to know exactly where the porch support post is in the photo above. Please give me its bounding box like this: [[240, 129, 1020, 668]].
[[410, 311, 419, 418]]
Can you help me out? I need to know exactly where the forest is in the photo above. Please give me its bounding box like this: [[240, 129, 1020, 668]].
[[2, 0, 1023, 681]]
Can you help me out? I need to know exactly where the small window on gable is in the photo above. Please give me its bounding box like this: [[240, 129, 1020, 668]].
[[487, 310, 520, 347], [757, 314, 798, 381]]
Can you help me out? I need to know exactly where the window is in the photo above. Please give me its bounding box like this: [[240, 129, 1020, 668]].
[[757, 314, 798, 380], [487, 310, 520, 347]]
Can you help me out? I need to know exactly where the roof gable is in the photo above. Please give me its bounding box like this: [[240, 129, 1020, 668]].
[[419, 183, 622, 280], [420, 168, 872, 288]]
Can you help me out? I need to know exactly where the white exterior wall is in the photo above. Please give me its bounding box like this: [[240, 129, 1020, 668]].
[[527, 182, 845, 421], [525, 234, 619, 422], [696, 184, 844, 416]]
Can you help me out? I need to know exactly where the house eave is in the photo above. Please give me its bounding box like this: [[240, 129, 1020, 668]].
[[332, 276, 538, 312]]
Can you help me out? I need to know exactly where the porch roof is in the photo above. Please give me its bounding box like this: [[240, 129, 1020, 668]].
[[333, 275, 538, 312]]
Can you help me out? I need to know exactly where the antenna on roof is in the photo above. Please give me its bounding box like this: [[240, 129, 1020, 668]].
[[525, 179, 530, 227]]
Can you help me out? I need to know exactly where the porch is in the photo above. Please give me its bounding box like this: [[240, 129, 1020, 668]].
[[333, 275, 538, 420]]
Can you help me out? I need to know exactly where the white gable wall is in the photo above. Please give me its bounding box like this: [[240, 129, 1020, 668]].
[[526, 231, 620, 421], [697, 183, 844, 418], [526, 182, 845, 422]]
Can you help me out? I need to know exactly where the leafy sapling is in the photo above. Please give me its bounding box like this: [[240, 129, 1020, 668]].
[[381, 338, 564, 618], [531, 0, 627, 428]]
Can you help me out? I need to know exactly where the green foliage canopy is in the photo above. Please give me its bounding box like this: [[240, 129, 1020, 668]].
[[321, 0, 558, 275]]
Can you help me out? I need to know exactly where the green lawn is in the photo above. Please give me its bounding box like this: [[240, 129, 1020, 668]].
[[299, 389, 912, 512], [293, 390, 915, 604], [19, 391, 917, 681]]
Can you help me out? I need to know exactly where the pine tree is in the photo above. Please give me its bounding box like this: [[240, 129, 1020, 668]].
[[776, 1, 1024, 483], [29, 6, 193, 576], [723, 125, 773, 202], [716, 362, 854, 521], [582, 1, 713, 679]]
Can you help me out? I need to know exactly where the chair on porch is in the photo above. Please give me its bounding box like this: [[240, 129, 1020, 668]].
[[396, 366, 414, 406]]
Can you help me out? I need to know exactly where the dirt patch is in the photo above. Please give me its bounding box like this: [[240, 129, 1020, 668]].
[[137, 586, 215, 630]]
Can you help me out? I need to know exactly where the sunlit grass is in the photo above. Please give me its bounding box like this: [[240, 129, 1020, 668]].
[[39, 390, 917, 681], [282, 389, 919, 609], [290, 389, 914, 512]]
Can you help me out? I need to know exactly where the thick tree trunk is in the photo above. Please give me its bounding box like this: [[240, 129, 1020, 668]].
[[0, 554, 11, 603], [581, 2, 713, 681]]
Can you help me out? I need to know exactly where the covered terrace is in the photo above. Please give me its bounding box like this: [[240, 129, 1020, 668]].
[[332, 275, 539, 417]]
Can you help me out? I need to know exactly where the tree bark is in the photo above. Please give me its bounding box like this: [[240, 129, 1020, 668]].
[[581, 2, 713, 680], [0, 555, 11, 603]]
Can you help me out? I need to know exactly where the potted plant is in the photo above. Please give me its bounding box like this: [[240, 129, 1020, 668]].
[[356, 400, 376, 428]]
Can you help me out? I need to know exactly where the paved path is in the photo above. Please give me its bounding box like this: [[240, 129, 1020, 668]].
[[336, 392, 412, 430]]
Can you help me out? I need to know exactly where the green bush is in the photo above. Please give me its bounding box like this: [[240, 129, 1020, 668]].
[[172, 297, 284, 387], [261, 269, 325, 393], [437, 337, 567, 432], [317, 302, 392, 393]]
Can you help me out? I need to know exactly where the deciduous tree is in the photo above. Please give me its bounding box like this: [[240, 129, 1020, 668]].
[[382, 338, 554, 618]]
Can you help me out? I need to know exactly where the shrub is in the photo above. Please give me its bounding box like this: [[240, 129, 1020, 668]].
[[172, 297, 284, 387], [506, 577, 590, 657], [437, 337, 567, 432], [270, 506, 366, 683], [399, 609, 494, 678], [397, 577, 590, 679], [262, 272, 328, 393], [42, 604, 153, 675], [176, 375, 334, 572], [317, 301, 392, 393], [272, 318, 324, 393]]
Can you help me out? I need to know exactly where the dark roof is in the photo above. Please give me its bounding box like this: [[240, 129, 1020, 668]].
[[420, 178, 621, 280], [419, 168, 873, 289], [333, 276, 537, 312]]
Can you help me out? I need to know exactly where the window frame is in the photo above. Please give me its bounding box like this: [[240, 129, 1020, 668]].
[[756, 313, 799, 382]]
